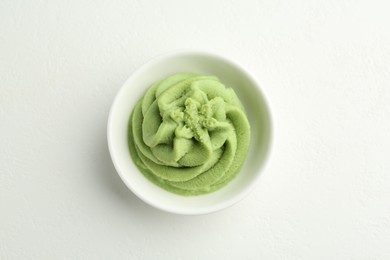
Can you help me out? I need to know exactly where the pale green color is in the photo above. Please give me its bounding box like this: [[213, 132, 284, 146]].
[[128, 73, 250, 196]]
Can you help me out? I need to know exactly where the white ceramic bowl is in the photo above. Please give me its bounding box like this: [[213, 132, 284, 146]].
[[107, 50, 272, 215]]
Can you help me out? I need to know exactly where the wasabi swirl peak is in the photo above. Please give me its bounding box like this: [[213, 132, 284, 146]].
[[128, 73, 250, 196]]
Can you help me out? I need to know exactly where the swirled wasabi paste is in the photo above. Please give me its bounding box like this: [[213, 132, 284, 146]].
[[128, 73, 250, 196]]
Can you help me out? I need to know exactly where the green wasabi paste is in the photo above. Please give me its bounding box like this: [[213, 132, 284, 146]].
[[128, 73, 250, 196]]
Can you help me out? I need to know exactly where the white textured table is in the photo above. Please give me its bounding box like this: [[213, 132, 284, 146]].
[[1, 1, 390, 259]]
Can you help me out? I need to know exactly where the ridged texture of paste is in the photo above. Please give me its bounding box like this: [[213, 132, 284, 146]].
[[128, 73, 250, 196]]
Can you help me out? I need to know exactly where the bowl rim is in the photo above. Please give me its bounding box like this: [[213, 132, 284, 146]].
[[107, 49, 274, 215]]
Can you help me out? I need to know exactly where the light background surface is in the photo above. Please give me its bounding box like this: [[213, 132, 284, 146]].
[[1, 0, 390, 259]]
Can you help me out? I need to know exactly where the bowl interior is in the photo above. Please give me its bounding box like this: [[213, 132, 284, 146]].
[[108, 51, 272, 215]]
